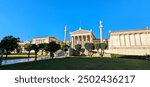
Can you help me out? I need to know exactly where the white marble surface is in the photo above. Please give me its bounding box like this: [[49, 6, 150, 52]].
[[109, 29, 150, 55]]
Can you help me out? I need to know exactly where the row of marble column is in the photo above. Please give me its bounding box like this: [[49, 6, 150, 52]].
[[71, 35, 93, 48], [112, 33, 143, 47], [35, 40, 45, 44]]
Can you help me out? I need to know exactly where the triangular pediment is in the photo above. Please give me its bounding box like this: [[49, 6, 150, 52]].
[[71, 29, 91, 34], [71, 29, 96, 39]]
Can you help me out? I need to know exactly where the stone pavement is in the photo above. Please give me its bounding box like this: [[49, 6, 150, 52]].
[[1, 56, 64, 66]]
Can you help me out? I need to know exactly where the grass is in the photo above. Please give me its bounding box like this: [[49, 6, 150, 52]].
[[0, 57, 150, 70]]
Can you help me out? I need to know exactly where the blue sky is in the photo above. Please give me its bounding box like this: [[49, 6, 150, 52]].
[[0, 0, 150, 41]]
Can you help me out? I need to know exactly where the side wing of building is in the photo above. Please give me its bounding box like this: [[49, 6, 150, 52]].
[[32, 36, 62, 44], [109, 29, 150, 55]]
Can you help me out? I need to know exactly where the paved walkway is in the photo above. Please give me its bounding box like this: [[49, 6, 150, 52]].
[[1, 56, 64, 66]]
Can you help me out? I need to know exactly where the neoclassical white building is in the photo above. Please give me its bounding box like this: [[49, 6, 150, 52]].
[[18, 36, 62, 54], [70, 25, 150, 56], [70, 27, 96, 48], [109, 28, 150, 55], [18, 40, 31, 53], [69, 21, 105, 50], [32, 36, 62, 44]]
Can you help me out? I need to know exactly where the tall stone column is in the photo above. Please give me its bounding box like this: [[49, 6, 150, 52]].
[[77, 36, 79, 44], [86, 35, 88, 42], [90, 35, 93, 42], [99, 20, 103, 43], [64, 25, 67, 44], [79, 36, 81, 44], [74, 36, 76, 46], [82, 36, 84, 48], [89, 35, 91, 42], [71, 36, 74, 48]]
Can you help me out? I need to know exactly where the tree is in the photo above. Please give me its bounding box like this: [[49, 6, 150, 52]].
[[24, 43, 32, 58], [75, 44, 82, 51], [46, 42, 60, 59], [0, 35, 20, 58], [94, 42, 101, 56], [75, 44, 82, 55], [99, 43, 108, 57], [60, 42, 69, 56], [84, 43, 95, 56], [39, 43, 47, 55], [0, 49, 3, 66], [94, 42, 108, 57], [31, 44, 40, 61], [42, 43, 49, 56], [0, 43, 4, 66], [16, 45, 22, 54]]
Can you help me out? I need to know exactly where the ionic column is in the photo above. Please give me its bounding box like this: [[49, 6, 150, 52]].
[[139, 33, 142, 46], [90, 35, 92, 42], [73, 36, 75, 46], [77, 36, 79, 44], [124, 34, 126, 46], [71, 36, 74, 48], [86, 35, 88, 42], [82, 36, 84, 48], [119, 34, 121, 46], [74, 36, 77, 46], [129, 34, 131, 46], [79, 36, 81, 44], [134, 34, 136, 46]]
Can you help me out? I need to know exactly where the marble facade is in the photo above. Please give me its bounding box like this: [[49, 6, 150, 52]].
[[32, 36, 61, 44], [109, 29, 150, 55], [70, 27, 96, 48]]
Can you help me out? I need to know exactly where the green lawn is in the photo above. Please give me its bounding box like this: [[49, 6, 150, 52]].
[[0, 57, 150, 70]]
